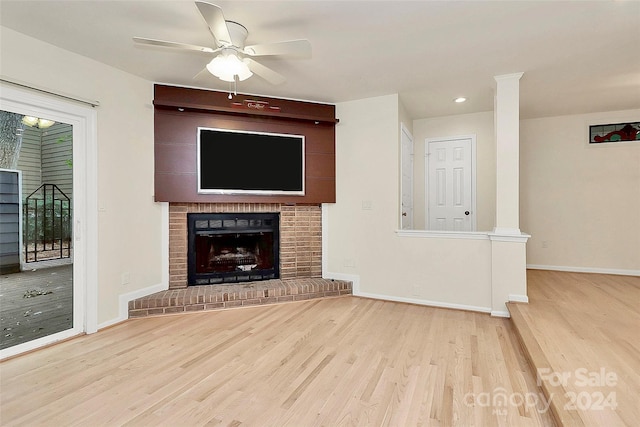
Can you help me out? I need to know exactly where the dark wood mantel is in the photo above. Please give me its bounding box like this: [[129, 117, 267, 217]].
[[154, 84, 337, 204], [154, 85, 338, 124]]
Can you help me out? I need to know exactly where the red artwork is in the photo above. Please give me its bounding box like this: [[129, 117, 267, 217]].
[[592, 123, 640, 143]]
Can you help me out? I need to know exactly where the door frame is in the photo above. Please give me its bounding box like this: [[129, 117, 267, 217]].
[[425, 134, 477, 231], [0, 83, 98, 359], [400, 123, 414, 229]]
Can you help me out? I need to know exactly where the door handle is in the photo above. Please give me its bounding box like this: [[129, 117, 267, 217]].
[[464, 211, 470, 216], [402, 212, 407, 217]]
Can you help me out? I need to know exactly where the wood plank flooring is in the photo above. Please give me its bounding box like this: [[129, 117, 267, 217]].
[[508, 270, 640, 427], [0, 296, 554, 426]]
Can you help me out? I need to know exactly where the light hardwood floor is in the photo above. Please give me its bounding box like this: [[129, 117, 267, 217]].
[[0, 296, 554, 426], [509, 270, 640, 427]]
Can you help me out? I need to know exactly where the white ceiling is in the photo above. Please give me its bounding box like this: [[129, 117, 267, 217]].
[[1, 0, 639, 119]]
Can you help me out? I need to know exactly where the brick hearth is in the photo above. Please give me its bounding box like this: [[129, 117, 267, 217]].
[[128, 278, 352, 318], [132, 202, 341, 319]]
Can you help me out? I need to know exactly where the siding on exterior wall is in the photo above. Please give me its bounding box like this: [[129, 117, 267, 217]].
[[0, 170, 21, 273], [16, 123, 73, 201], [41, 123, 72, 200], [16, 127, 41, 199]]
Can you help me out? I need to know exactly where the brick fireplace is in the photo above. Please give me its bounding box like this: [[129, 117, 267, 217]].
[[169, 203, 322, 289], [135, 86, 345, 317]]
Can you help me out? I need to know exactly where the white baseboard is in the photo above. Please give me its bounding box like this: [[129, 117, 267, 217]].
[[491, 310, 511, 318], [323, 271, 492, 314], [97, 281, 168, 330], [509, 294, 529, 303], [527, 264, 640, 277], [323, 272, 361, 294], [99, 203, 170, 331], [358, 291, 492, 314]]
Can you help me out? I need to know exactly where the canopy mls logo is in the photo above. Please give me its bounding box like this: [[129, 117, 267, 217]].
[[463, 388, 552, 416], [464, 367, 619, 416]]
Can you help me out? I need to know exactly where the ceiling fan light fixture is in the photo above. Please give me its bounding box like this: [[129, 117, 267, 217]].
[[236, 58, 253, 81], [206, 51, 253, 82], [134, 3, 308, 87]]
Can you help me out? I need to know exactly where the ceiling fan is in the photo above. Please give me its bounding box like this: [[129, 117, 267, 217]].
[[133, 1, 311, 86]]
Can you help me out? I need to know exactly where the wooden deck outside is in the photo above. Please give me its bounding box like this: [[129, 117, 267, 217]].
[[0, 262, 72, 350]]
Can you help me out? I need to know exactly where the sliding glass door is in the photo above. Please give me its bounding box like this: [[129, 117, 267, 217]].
[[0, 83, 97, 358]]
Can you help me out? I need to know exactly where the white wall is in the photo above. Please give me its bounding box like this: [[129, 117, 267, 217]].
[[412, 111, 496, 231], [521, 109, 640, 273], [0, 27, 164, 325], [326, 94, 492, 312]]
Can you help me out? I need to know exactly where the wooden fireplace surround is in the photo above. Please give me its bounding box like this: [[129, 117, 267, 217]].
[[153, 85, 336, 288], [153, 84, 337, 204]]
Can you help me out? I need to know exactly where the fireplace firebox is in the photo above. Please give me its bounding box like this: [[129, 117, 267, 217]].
[[187, 213, 279, 285]]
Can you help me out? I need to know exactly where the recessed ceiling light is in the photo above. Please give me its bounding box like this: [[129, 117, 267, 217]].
[[454, 97, 467, 103]]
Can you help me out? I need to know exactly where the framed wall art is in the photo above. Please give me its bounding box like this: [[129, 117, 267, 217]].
[[589, 121, 640, 144]]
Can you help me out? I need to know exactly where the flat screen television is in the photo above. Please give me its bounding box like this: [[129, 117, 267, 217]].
[[197, 127, 305, 196]]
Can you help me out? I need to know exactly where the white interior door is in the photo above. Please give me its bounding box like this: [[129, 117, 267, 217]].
[[427, 136, 474, 231], [400, 125, 414, 229]]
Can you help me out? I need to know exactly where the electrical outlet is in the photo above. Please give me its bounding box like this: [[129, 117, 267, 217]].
[[121, 272, 130, 285], [343, 258, 356, 268], [542, 240, 549, 249], [361, 200, 373, 210]]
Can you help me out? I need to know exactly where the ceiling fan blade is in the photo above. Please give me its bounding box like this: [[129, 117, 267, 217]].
[[133, 37, 217, 53], [193, 67, 211, 81], [244, 39, 311, 58], [195, 1, 232, 46], [246, 59, 286, 85]]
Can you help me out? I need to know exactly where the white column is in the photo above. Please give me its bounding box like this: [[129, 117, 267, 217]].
[[490, 72, 529, 316], [494, 72, 524, 235]]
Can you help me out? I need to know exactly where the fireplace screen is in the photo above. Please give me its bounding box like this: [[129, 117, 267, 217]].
[[188, 213, 279, 285]]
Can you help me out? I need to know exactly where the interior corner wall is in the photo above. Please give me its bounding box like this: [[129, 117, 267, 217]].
[[398, 98, 413, 228], [1, 26, 163, 325], [521, 109, 640, 272], [399, 99, 413, 136], [412, 111, 496, 231], [326, 94, 492, 311]]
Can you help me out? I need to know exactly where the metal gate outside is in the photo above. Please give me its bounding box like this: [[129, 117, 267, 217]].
[[23, 184, 71, 262]]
